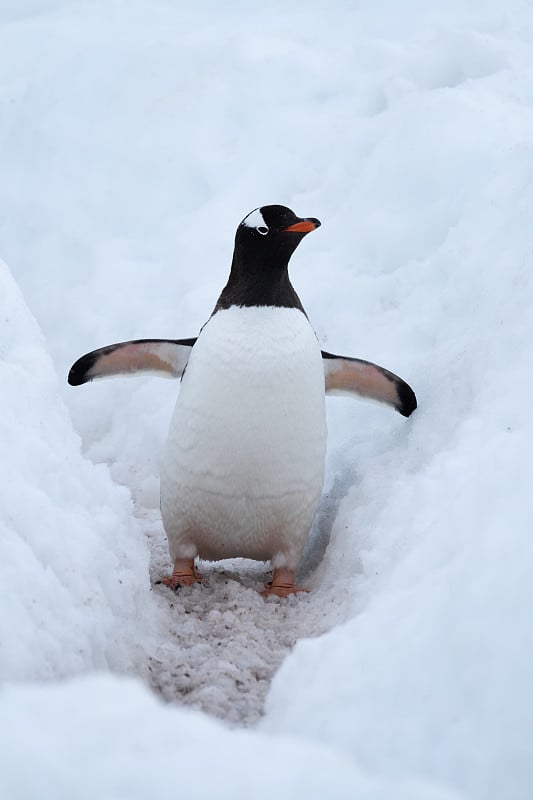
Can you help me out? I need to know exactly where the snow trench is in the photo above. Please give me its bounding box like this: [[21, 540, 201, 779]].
[[144, 483, 350, 725]]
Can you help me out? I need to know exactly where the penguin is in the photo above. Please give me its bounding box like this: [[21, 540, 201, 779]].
[[69, 205, 416, 597]]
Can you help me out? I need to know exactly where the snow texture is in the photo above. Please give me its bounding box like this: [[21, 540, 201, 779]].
[[1, 1, 533, 798], [0, 259, 162, 681], [0, 674, 459, 800]]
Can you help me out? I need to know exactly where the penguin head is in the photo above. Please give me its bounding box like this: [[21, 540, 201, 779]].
[[234, 205, 321, 271], [213, 205, 321, 313]]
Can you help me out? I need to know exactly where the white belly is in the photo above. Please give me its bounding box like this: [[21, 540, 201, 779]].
[[160, 306, 327, 568]]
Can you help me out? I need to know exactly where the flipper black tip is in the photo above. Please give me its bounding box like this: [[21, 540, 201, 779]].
[[68, 353, 96, 386], [396, 381, 417, 417]]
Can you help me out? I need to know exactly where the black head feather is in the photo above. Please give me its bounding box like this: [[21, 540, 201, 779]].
[[213, 205, 320, 313]]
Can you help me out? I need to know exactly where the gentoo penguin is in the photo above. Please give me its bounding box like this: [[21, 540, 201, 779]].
[[69, 205, 416, 597]]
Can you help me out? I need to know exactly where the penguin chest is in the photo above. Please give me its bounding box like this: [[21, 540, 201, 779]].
[[160, 306, 327, 562]]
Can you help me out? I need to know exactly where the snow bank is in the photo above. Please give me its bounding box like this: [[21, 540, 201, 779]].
[[0, 674, 460, 800], [263, 17, 533, 800], [0, 259, 160, 680]]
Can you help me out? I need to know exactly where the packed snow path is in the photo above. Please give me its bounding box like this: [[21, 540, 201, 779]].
[[144, 480, 349, 724]]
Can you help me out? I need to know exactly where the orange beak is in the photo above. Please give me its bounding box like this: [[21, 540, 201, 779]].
[[283, 220, 319, 233]]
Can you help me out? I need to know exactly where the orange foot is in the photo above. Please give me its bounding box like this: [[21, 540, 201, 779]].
[[157, 558, 204, 590], [261, 567, 309, 598]]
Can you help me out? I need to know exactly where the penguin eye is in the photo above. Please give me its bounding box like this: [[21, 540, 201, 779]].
[[256, 226, 269, 236]]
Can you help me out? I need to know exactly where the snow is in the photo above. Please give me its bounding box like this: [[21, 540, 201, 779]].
[[0, 259, 162, 681], [0, 675, 460, 800], [1, 1, 533, 799]]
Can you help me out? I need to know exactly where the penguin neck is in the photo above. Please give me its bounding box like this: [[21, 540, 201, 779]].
[[213, 249, 306, 314]]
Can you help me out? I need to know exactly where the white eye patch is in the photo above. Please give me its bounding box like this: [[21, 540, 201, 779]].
[[242, 208, 268, 233]]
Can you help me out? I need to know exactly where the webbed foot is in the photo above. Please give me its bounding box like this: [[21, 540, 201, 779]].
[[157, 558, 204, 590], [261, 567, 308, 598]]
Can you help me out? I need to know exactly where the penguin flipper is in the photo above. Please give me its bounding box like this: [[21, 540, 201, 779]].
[[322, 351, 417, 417], [68, 338, 197, 386]]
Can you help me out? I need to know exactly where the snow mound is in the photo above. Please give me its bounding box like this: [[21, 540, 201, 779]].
[[0, 259, 160, 680], [0, 674, 461, 800], [263, 81, 533, 800]]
